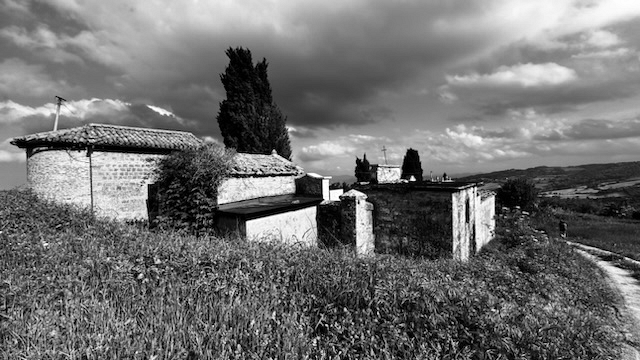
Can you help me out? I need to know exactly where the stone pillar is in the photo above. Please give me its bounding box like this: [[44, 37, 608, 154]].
[[340, 190, 375, 256], [296, 173, 332, 200]]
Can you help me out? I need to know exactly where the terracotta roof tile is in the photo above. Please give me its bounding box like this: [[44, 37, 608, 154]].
[[11, 123, 304, 176], [229, 152, 304, 176], [10, 123, 203, 151]]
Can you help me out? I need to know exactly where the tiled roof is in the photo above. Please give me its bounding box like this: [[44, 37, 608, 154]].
[[217, 194, 323, 219], [229, 151, 304, 176], [10, 123, 203, 151]]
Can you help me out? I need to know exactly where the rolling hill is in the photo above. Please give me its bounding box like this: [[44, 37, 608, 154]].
[[458, 161, 640, 199]]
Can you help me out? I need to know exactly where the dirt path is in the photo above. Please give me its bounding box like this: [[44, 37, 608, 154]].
[[570, 242, 640, 359]]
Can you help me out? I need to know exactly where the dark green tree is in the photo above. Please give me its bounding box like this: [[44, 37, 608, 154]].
[[401, 148, 423, 181], [497, 177, 539, 211], [217, 47, 292, 159], [355, 153, 372, 182]]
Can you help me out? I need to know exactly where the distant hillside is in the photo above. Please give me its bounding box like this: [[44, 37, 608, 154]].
[[459, 161, 640, 199], [329, 174, 356, 185]]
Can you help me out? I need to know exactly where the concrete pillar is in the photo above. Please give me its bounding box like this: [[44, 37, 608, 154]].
[[340, 189, 375, 256]]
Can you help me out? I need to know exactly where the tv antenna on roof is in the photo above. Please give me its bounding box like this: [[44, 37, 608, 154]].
[[381, 145, 388, 165], [53, 95, 66, 131]]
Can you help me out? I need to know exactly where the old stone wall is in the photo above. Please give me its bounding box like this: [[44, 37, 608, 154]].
[[372, 165, 401, 184], [217, 176, 296, 205], [91, 151, 164, 220], [451, 186, 477, 261], [476, 194, 496, 251], [317, 201, 343, 247], [245, 206, 318, 246], [329, 189, 344, 201], [27, 148, 163, 220], [27, 149, 92, 209], [339, 190, 374, 256], [361, 187, 453, 258], [295, 173, 330, 200]]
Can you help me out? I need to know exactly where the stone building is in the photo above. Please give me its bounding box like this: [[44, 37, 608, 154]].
[[11, 123, 202, 220], [12, 123, 494, 256], [317, 182, 495, 260], [215, 157, 326, 246], [11, 123, 327, 245], [370, 164, 401, 183]]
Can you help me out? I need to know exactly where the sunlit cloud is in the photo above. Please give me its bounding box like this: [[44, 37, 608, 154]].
[[447, 63, 577, 88]]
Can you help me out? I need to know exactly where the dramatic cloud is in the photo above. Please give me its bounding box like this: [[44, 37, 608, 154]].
[[535, 117, 640, 141], [0, 98, 193, 136], [583, 29, 621, 48], [298, 142, 357, 162], [0, 138, 24, 163], [6, 0, 638, 129], [0, 100, 54, 123], [0, 58, 79, 100], [297, 133, 395, 170], [443, 52, 640, 117], [447, 63, 577, 88], [3, 0, 640, 187]]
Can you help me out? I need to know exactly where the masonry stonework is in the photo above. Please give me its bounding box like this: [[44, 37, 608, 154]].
[[91, 151, 164, 220], [317, 201, 343, 247], [339, 190, 375, 256], [476, 194, 496, 251], [27, 149, 92, 208], [371, 165, 401, 184], [361, 186, 453, 258], [245, 206, 318, 246], [217, 176, 296, 205], [26, 149, 163, 220], [451, 186, 477, 261], [321, 183, 496, 261], [295, 173, 331, 200]]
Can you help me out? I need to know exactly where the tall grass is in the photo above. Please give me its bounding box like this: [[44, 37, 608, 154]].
[[0, 190, 629, 359]]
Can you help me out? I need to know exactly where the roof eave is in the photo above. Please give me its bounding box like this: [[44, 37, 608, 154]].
[[10, 140, 196, 153]]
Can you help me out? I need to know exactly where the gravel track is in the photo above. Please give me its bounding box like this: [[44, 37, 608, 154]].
[[570, 242, 640, 359]]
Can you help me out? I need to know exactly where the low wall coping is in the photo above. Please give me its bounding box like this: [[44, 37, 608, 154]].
[[340, 189, 368, 200]]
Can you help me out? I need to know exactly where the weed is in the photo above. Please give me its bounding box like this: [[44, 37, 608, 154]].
[[532, 206, 640, 261], [0, 189, 629, 359]]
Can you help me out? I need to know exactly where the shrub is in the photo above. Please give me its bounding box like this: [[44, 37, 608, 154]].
[[154, 143, 235, 234], [497, 177, 539, 211]]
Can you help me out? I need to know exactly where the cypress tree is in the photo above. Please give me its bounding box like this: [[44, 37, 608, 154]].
[[217, 47, 292, 159], [355, 153, 372, 182], [401, 148, 423, 181]]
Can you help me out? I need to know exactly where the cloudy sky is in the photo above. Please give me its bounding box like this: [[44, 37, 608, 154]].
[[2, 0, 640, 188]]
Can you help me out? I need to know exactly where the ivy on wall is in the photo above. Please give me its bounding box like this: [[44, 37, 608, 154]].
[[153, 144, 235, 234]]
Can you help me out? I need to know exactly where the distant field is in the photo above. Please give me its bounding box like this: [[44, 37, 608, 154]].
[[533, 211, 640, 261]]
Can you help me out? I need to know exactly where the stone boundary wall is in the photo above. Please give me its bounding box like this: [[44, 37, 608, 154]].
[[451, 186, 477, 261], [363, 187, 453, 258], [217, 176, 296, 205], [317, 201, 343, 247], [373, 165, 401, 184], [339, 190, 374, 256], [316, 184, 494, 261], [295, 173, 331, 200], [476, 194, 496, 251], [245, 206, 318, 246]]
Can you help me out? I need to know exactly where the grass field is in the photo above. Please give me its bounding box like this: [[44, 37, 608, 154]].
[[532, 209, 640, 262], [0, 190, 631, 359]]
